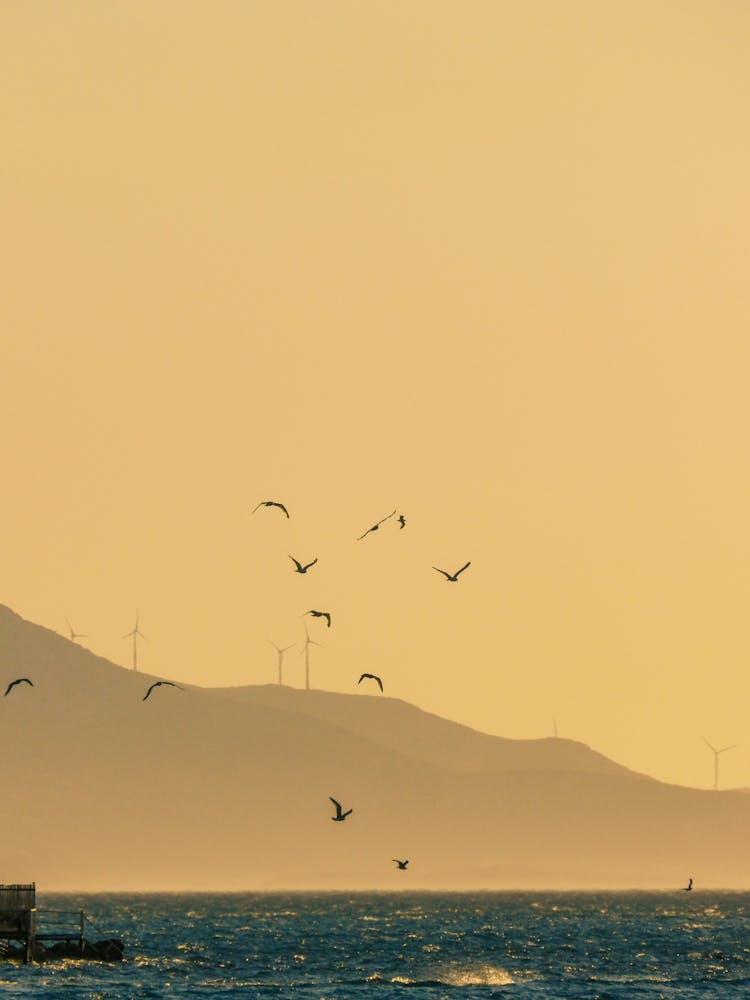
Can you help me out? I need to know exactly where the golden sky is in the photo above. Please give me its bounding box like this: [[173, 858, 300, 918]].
[[2, 0, 750, 789]]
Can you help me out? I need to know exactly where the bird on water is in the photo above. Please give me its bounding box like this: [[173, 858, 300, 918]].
[[683, 878, 693, 891], [356, 510, 396, 540], [358, 673, 384, 692], [143, 680, 184, 701], [329, 797, 353, 822], [432, 562, 471, 582], [306, 610, 331, 627], [393, 859, 409, 870], [289, 555, 318, 574], [4, 678, 33, 697], [252, 500, 289, 518]]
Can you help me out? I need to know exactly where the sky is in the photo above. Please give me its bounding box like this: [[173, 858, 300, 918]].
[[2, 0, 750, 790]]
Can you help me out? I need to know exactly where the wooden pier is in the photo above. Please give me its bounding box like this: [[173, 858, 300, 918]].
[[0, 884, 123, 962]]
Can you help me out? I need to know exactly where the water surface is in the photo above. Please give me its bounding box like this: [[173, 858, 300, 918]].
[[2, 892, 748, 998]]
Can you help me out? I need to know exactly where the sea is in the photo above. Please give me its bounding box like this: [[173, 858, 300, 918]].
[[3, 892, 749, 998]]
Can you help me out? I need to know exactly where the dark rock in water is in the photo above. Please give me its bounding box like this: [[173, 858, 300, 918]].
[[89, 938, 125, 961], [42, 938, 124, 961]]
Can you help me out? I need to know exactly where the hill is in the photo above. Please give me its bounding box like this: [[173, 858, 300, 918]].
[[203, 683, 641, 778], [1, 604, 749, 890]]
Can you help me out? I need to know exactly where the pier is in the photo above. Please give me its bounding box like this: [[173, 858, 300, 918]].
[[0, 884, 124, 962]]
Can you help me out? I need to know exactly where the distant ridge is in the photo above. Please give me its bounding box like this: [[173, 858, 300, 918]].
[[203, 684, 644, 780], [2, 603, 750, 891]]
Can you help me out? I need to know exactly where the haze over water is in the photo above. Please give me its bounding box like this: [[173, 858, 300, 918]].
[[1, 892, 745, 998]]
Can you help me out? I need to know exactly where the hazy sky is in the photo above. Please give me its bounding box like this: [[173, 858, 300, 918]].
[[2, 1, 750, 789]]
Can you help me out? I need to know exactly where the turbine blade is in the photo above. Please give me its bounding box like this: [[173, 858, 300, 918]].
[[702, 736, 717, 753]]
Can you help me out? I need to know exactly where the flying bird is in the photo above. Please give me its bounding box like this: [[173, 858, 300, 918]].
[[358, 673, 383, 692], [252, 500, 289, 518], [683, 878, 693, 892], [306, 610, 331, 627], [432, 561, 471, 582], [4, 678, 33, 697], [356, 509, 396, 540], [143, 680, 184, 702], [289, 555, 318, 574], [397, 515, 406, 529], [329, 797, 353, 822], [392, 859, 409, 870]]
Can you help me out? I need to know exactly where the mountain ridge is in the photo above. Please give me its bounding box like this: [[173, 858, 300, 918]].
[[2, 603, 749, 890]]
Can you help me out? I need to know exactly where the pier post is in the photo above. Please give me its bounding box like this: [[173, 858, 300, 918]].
[[25, 908, 37, 963]]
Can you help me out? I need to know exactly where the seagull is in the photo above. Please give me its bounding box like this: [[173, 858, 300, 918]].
[[4, 678, 33, 697], [432, 561, 471, 582], [65, 618, 87, 642], [329, 797, 353, 822], [356, 509, 396, 540], [252, 500, 289, 518], [683, 878, 693, 892], [358, 673, 383, 692], [392, 859, 409, 870], [143, 680, 184, 702], [306, 610, 331, 627], [289, 555, 318, 574], [397, 515, 406, 529]]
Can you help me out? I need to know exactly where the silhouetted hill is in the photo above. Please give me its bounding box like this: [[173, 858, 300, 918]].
[[203, 684, 642, 778], [1, 604, 749, 890]]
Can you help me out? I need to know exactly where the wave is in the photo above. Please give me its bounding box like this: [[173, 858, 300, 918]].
[[368, 964, 515, 987]]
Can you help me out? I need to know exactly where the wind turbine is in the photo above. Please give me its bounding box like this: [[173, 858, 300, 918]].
[[553, 718, 558, 738], [268, 639, 295, 686], [65, 618, 87, 643], [122, 610, 145, 671], [702, 736, 737, 791], [300, 625, 322, 691]]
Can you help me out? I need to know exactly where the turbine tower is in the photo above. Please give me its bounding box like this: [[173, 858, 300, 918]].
[[300, 625, 321, 691], [702, 736, 737, 791], [268, 639, 295, 686], [122, 609, 145, 671], [65, 618, 87, 643]]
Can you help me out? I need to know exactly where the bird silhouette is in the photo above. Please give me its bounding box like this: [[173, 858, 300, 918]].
[[356, 510, 396, 540], [306, 610, 331, 627], [329, 797, 353, 822], [289, 555, 318, 574], [683, 877, 693, 891], [397, 515, 406, 529], [392, 859, 409, 870], [433, 562, 471, 582], [4, 678, 33, 697], [358, 673, 383, 692], [252, 500, 289, 518], [143, 680, 184, 702]]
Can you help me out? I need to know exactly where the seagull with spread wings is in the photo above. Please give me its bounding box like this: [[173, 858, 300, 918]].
[[433, 561, 471, 582], [252, 500, 289, 518], [392, 859, 409, 870], [306, 610, 331, 627], [356, 509, 396, 540], [4, 678, 33, 697], [358, 673, 383, 692], [329, 797, 353, 822], [289, 555, 318, 574], [143, 680, 184, 702]]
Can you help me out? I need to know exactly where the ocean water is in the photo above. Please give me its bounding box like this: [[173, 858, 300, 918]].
[[2, 892, 749, 998]]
